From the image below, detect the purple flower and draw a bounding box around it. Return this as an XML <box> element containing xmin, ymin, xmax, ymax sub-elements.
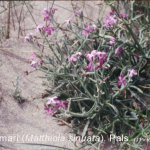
<box><xmin>81</xmin><ymin>30</ymin><xmax>88</xmax><ymax>37</ymax></box>
<box><xmin>120</xmin><ymin>13</ymin><xmax>128</xmax><ymax>18</ymax></box>
<box><xmin>109</xmin><ymin>9</ymin><xmax>114</xmax><ymax>16</ymax></box>
<box><xmin>35</xmin><ymin>24</ymin><xmax>43</xmax><ymax>32</ymax></box>
<box><xmin>87</xmin><ymin>62</ymin><xmax>94</xmax><ymax>71</ymax></box>
<box><xmin>118</xmin><ymin>74</ymin><xmax>126</xmax><ymax>86</ymax></box>
<box><xmin>127</xmin><ymin>69</ymin><xmax>137</xmax><ymax>77</ymax></box>
<box><xmin>65</xmin><ymin>18</ymin><xmax>71</xmax><ymax>24</ymax></box>
<box><xmin>24</xmin><ymin>33</ymin><xmax>33</xmax><ymax>42</ymax></box>
<box><xmin>43</xmin><ymin>8</ymin><xmax>48</xmax><ymax>13</ymax></box>
<box><xmin>115</xmin><ymin>47</ymin><xmax>123</xmax><ymax>58</ymax></box>
<box><xmin>135</xmin><ymin>52</ymin><xmax>139</xmax><ymax>55</ymax></box>
<box><xmin>85</xmin><ymin>25</ymin><xmax>93</xmax><ymax>32</ymax></box>
<box><xmin>81</xmin><ymin>25</ymin><xmax>93</xmax><ymax>37</ymax></box>
<box><xmin>68</xmin><ymin>52</ymin><xmax>82</xmax><ymax>63</ymax></box>
<box><xmin>50</xmin><ymin>8</ymin><xmax>58</xmax><ymax>14</ymax></box>
<box><xmin>73</xmin><ymin>9</ymin><xmax>84</xmax><ymax>17</ymax></box>
<box><xmin>96</xmin><ymin>51</ymin><xmax>108</xmax><ymax>61</ymax></box>
<box><xmin>30</xmin><ymin>61</ymin><xmax>38</xmax><ymax>68</ymax></box>
<box><xmin>43</xmin><ymin>7</ymin><xmax>58</xmax><ymax>21</ymax></box>
<box><xmin>84</xmin><ymin>61</ymin><xmax>104</xmax><ymax>72</ymax></box>
<box><xmin>55</xmin><ymin>100</ymin><xmax>67</xmax><ymax>109</ymax></box>
<box><xmin>86</xmin><ymin>50</ymin><xmax>97</xmax><ymax>61</ymax></box>
<box><xmin>86</xmin><ymin>50</ymin><xmax>108</xmax><ymax>62</ymax></box>
<box><xmin>44</xmin><ymin>24</ymin><xmax>54</xmax><ymax>35</ymax></box>
<box><xmin>95</xmin><ymin>61</ymin><xmax>103</xmax><ymax>69</ymax></box>
<box><xmin>47</xmin><ymin>96</ymin><xmax>58</xmax><ymax>105</ymax></box>
<box><xmin>25</xmin><ymin>70</ymin><xmax>29</xmax><ymax>75</ymax></box>
<box><xmin>43</xmin><ymin>13</ymin><xmax>50</xmax><ymax>21</ymax></box>
<box><xmin>68</xmin><ymin>55</ymin><xmax>77</xmax><ymax>63</ymax></box>
<box><xmin>75</xmin><ymin>52</ymin><xmax>82</xmax><ymax>56</ymax></box>
<box><xmin>44</xmin><ymin>107</ymin><xmax>53</xmax><ymax>117</ymax></box>
<box><xmin>84</xmin><ymin>50</ymin><xmax>108</xmax><ymax>72</ymax></box>
<box><xmin>27</xmin><ymin>54</ymin><xmax>35</xmax><ymax>61</ymax></box>
<box><xmin>109</xmin><ymin>37</ymin><xmax>117</xmax><ymax>45</ymax></box>
<box><xmin>103</xmin><ymin>14</ymin><xmax>117</xmax><ymax>27</ymax></box>
<box><xmin>92</xmin><ymin>24</ymin><xmax>97</xmax><ymax>30</ymax></box>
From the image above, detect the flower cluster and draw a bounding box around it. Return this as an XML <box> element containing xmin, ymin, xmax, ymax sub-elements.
<box><xmin>127</xmin><ymin>69</ymin><xmax>138</xmax><ymax>77</ymax></box>
<box><xmin>68</xmin><ymin>52</ymin><xmax>82</xmax><ymax>63</ymax></box>
<box><xmin>84</xmin><ymin>50</ymin><xmax>108</xmax><ymax>71</ymax></box>
<box><xmin>103</xmin><ymin>9</ymin><xmax>117</xmax><ymax>27</ymax></box>
<box><xmin>120</xmin><ymin>12</ymin><xmax>128</xmax><ymax>18</ymax></box>
<box><xmin>43</xmin><ymin>7</ymin><xmax>58</xmax><ymax>21</ymax></box>
<box><xmin>45</xmin><ymin>96</ymin><xmax>67</xmax><ymax>117</ymax></box>
<box><xmin>118</xmin><ymin>69</ymin><xmax>137</xmax><ymax>86</ymax></box>
<box><xmin>109</xmin><ymin>37</ymin><xmax>117</xmax><ymax>45</ymax></box>
<box><xmin>44</xmin><ymin>24</ymin><xmax>54</xmax><ymax>35</ymax></box>
<box><xmin>25</xmin><ymin>23</ymin><xmax>54</xmax><ymax>42</ymax></box>
<box><xmin>27</xmin><ymin>54</ymin><xmax>38</xmax><ymax>68</ymax></box>
<box><xmin>24</xmin><ymin>33</ymin><xmax>33</xmax><ymax>42</ymax></box>
<box><xmin>81</xmin><ymin>24</ymin><xmax>97</xmax><ymax>37</ymax></box>
<box><xmin>35</xmin><ymin>24</ymin><xmax>44</xmax><ymax>32</ymax></box>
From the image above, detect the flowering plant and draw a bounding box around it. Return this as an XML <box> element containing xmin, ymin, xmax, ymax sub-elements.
<box><xmin>25</xmin><ymin>1</ymin><xmax>150</xmax><ymax>149</ymax></box>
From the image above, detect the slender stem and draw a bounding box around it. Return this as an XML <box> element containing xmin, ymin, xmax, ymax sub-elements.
<box><xmin>6</xmin><ymin>1</ymin><xmax>11</xmax><ymax>39</ymax></box>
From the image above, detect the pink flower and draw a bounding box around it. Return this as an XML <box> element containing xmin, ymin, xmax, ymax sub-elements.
<box><xmin>115</xmin><ymin>47</ymin><xmax>123</xmax><ymax>58</ymax></box>
<box><xmin>27</xmin><ymin>54</ymin><xmax>35</xmax><ymax>61</ymax></box>
<box><xmin>86</xmin><ymin>53</ymin><xmax>95</xmax><ymax>61</ymax></box>
<box><xmin>120</xmin><ymin>13</ymin><xmax>127</xmax><ymax>18</ymax></box>
<box><xmin>118</xmin><ymin>74</ymin><xmax>126</xmax><ymax>86</ymax></box>
<box><xmin>43</xmin><ymin>8</ymin><xmax>48</xmax><ymax>13</ymax></box>
<box><xmin>35</xmin><ymin>24</ymin><xmax>43</xmax><ymax>32</ymax></box>
<box><xmin>43</xmin><ymin>7</ymin><xmax>58</xmax><ymax>14</ymax></box>
<box><xmin>92</xmin><ymin>24</ymin><xmax>97</xmax><ymax>30</ymax></box>
<box><xmin>44</xmin><ymin>24</ymin><xmax>54</xmax><ymax>35</ymax></box>
<box><xmin>73</xmin><ymin>9</ymin><xmax>84</xmax><ymax>16</ymax></box>
<box><xmin>24</xmin><ymin>33</ymin><xmax>33</xmax><ymax>42</ymax></box>
<box><xmin>75</xmin><ymin>52</ymin><xmax>82</xmax><ymax>56</ymax></box>
<box><xmin>87</xmin><ymin>62</ymin><xmax>94</xmax><ymax>71</ymax></box>
<box><xmin>95</xmin><ymin>61</ymin><xmax>103</xmax><ymax>69</ymax></box>
<box><xmin>84</xmin><ymin>61</ymin><xmax>104</xmax><ymax>72</ymax></box>
<box><xmin>47</xmin><ymin>96</ymin><xmax>58</xmax><ymax>105</ymax></box>
<box><xmin>81</xmin><ymin>30</ymin><xmax>88</xmax><ymax>37</ymax></box>
<box><xmin>30</xmin><ymin>61</ymin><xmax>38</xmax><ymax>68</ymax></box>
<box><xmin>135</xmin><ymin>52</ymin><xmax>139</xmax><ymax>55</ymax></box>
<box><xmin>86</xmin><ymin>50</ymin><xmax>98</xmax><ymax>61</ymax></box>
<box><xmin>109</xmin><ymin>37</ymin><xmax>116</xmax><ymax>45</ymax></box>
<box><xmin>85</xmin><ymin>50</ymin><xmax>108</xmax><ymax>72</ymax></box>
<box><xmin>68</xmin><ymin>55</ymin><xmax>77</xmax><ymax>63</ymax></box>
<box><xmin>85</xmin><ymin>25</ymin><xmax>93</xmax><ymax>32</ymax></box>
<box><xmin>55</xmin><ymin>100</ymin><xmax>67</xmax><ymax>109</ymax></box>
<box><xmin>127</xmin><ymin>69</ymin><xmax>137</xmax><ymax>77</ymax></box>
<box><xmin>65</xmin><ymin>18</ymin><xmax>71</xmax><ymax>24</ymax></box>
<box><xmin>43</xmin><ymin>13</ymin><xmax>50</xmax><ymax>21</ymax></box>
<box><xmin>103</xmin><ymin>14</ymin><xmax>117</xmax><ymax>27</ymax></box>
<box><xmin>68</xmin><ymin>52</ymin><xmax>82</xmax><ymax>63</ymax></box>
<box><xmin>103</xmin><ymin>19</ymin><xmax>110</xmax><ymax>27</ymax></box>
<box><xmin>109</xmin><ymin>9</ymin><xmax>115</xmax><ymax>16</ymax></box>
<box><xmin>44</xmin><ymin>107</ymin><xmax>53</xmax><ymax>117</ymax></box>
<box><xmin>97</xmin><ymin>51</ymin><xmax>108</xmax><ymax>61</ymax></box>
<box><xmin>50</xmin><ymin>8</ymin><xmax>58</xmax><ymax>14</ymax></box>
<box><xmin>81</xmin><ymin>25</ymin><xmax>93</xmax><ymax>37</ymax></box>
<box><xmin>86</xmin><ymin>50</ymin><xmax>108</xmax><ymax>62</ymax></box>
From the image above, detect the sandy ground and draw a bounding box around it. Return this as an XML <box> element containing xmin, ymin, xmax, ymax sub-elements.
<box><xmin>0</xmin><ymin>1</ymin><xmax>113</xmax><ymax>150</ymax></box>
